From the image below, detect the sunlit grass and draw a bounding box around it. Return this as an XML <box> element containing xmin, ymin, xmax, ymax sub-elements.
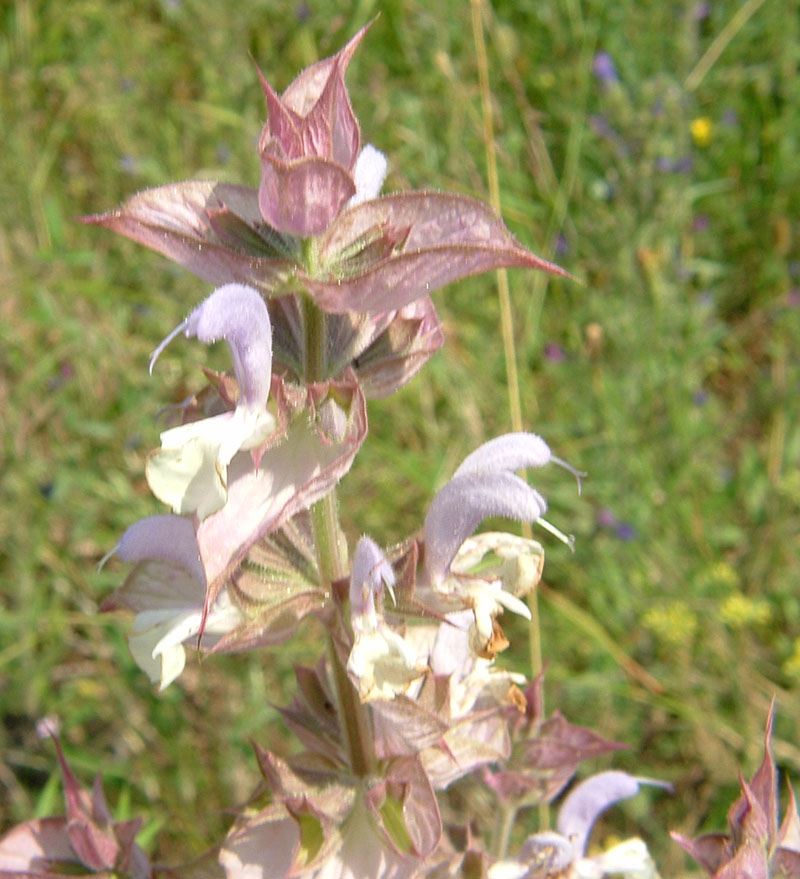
<box><xmin>2</xmin><ymin>0</ymin><xmax>799</xmax><ymax>871</ymax></box>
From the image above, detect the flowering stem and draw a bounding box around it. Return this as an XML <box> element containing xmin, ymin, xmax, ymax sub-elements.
<box><xmin>301</xmin><ymin>237</ymin><xmax>326</xmax><ymax>383</ymax></box>
<box><xmin>327</xmin><ymin>633</ymin><xmax>376</xmax><ymax>777</ymax></box>
<box><xmin>311</xmin><ymin>492</ymin><xmax>374</xmax><ymax>776</ymax></box>
<box><xmin>300</xmin><ymin>280</ymin><xmax>374</xmax><ymax>777</ymax></box>
<box><xmin>302</xmin><ymin>295</ymin><xmax>326</xmax><ymax>383</ymax></box>
<box><xmin>311</xmin><ymin>492</ymin><xmax>346</xmax><ymax>582</ymax></box>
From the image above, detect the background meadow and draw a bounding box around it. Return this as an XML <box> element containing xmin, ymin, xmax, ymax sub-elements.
<box><xmin>1</xmin><ymin>0</ymin><xmax>799</xmax><ymax>873</ymax></box>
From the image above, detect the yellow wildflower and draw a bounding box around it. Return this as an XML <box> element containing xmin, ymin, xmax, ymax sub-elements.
<box><xmin>642</xmin><ymin>601</ymin><xmax>698</xmax><ymax>646</ymax></box>
<box><xmin>691</xmin><ymin>116</ymin><xmax>713</xmax><ymax>147</ymax></box>
<box><xmin>719</xmin><ymin>592</ymin><xmax>771</xmax><ymax>629</ymax></box>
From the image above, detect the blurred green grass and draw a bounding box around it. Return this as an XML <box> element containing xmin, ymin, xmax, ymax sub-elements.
<box><xmin>1</xmin><ymin>0</ymin><xmax>799</xmax><ymax>872</ymax></box>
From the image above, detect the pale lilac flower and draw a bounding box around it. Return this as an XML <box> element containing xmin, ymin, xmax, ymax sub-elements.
<box><xmin>107</xmin><ymin>515</ymin><xmax>243</xmax><ymax>689</ymax></box>
<box><xmin>422</xmin><ymin>433</ymin><xmax>576</xmax><ymax>655</ymax></box>
<box><xmin>488</xmin><ymin>771</ymin><xmax>665</xmax><ymax>879</ymax></box>
<box><xmin>593</xmin><ymin>51</ymin><xmax>618</xmax><ymax>84</ymax></box>
<box><xmin>146</xmin><ymin>283</ymin><xmax>276</xmax><ymax>520</ymax></box>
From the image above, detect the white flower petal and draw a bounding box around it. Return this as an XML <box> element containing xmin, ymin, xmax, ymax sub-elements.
<box><xmin>128</xmin><ymin>627</ymin><xmax>187</xmax><ymax>690</ymax></box>
<box><xmin>127</xmin><ymin>591</ymin><xmax>242</xmax><ymax>690</ymax></box>
<box><xmin>149</xmin><ymin>409</ymin><xmax>276</xmax><ymax>520</ymax></box>
<box><xmin>132</xmin><ymin>608</ymin><xmax>186</xmax><ymax>630</ymax></box>
<box><xmin>151</xmin><ymin>610</ymin><xmax>203</xmax><ymax>656</ymax></box>
<box><xmin>348</xmin><ymin>144</ymin><xmax>388</xmax><ymax>206</ymax></box>
<box><xmin>489</xmin><ymin>586</ymin><xmax>532</xmax><ymax>620</ymax></box>
<box><xmin>579</xmin><ymin>838</ymin><xmax>657</xmax><ymax>879</ymax></box>
<box><xmin>348</xmin><ymin>626</ymin><xmax>425</xmax><ymax>702</ymax></box>
<box><xmin>487</xmin><ymin>862</ymin><xmax>529</xmax><ymax>879</ymax></box>
<box><xmin>146</xmin><ymin>435</ymin><xmax>228</xmax><ymax>519</ymax></box>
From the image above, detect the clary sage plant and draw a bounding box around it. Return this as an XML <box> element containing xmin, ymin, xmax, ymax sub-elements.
<box><xmin>1</xmin><ymin>23</ymin><xmax>795</xmax><ymax>879</ymax></box>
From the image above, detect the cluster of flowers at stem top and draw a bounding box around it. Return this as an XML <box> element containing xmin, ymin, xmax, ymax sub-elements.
<box><xmin>0</xmin><ymin>24</ymin><xmax>686</xmax><ymax>879</ymax></box>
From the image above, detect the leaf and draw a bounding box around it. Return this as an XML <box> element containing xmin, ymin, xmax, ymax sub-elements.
<box><xmin>195</xmin><ymin>373</ymin><xmax>368</xmax><ymax>623</ymax></box>
<box><xmin>747</xmin><ymin>700</ymin><xmax>779</xmax><ymax>843</ymax></box>
<box><xmin>371</xmin><ymin>693</ymin><xmax>451</xmax><ymax>759</ymax></box>
<box><xmin>352</xmin><ymin>295</ymin><xmax>444</xmax><ymax>399</ymax></box>
<box><xmin>513</xmin><ymin>712</ymin><xmax>627</xmax><ymax>782</ymax></box>
<box><xmin>258</xmin><ymin>155</ymin><xmax>356</xmax><ymax>237</ymax></box>
<box><xmin>83</xmin><ymin>181</ymin><xmax>296</xmax><ymax>295</ymax></box>
<box><xmin>383</xmin><ymin>757</ymin><xmax>442</xmax><ymax>857</ymax></box>
<box><xmin>307</xmin><ymin>191</ymin><xmax>570</xmax><ymax>314</ymax></box>
<box><xmin>214</xmin><ymin>513</ymin><xmax>326</xmax><ymax>651</ymax></box>
<box><xmin>670</xmin><ymin>831</ymin><xmax>730</xmax><ymax>876</ymax></box>
<box><xmin>423</xmin><ymin>713</ymin><xmax>511</xmax><ymax>790</ymax></box>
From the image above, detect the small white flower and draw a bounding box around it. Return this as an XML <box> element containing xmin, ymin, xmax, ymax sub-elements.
<box><xmin>346</xmin><ymin>537</ymin><xmax>425</xmax><ymax>701</ymax></box>
<box><xmin>575</xmin><ymin>838</ymin><xmax>658</xmax><ymax>879</ymax></box>
<box><xmin>422</xmin><ymin>434</ymin><xmax>577</xmax><ymax>657</ymax></box>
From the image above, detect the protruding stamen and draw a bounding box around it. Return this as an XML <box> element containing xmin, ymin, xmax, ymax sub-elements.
<box><xmin>551</xmin><ymin>455</ymin><xmax>587</xmax><ymax>495</ymax></box>
<box><xmin>96</xmin><ymin>543</ymin><xmax>120</xmax><ymax>572</ymax></box>
<box><xmin>537</xmin><ymin>517</ymin><xmax>576</xmax><ymax>552</ymax></box>
<box><xmin>149</xmin><ymin>319</ymin><xmax>188</xmax><ymax>374</ymax></box>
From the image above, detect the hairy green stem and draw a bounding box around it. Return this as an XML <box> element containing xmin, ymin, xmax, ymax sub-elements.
<box><xmin>312</xmin><ymin>482</ymin><xmax>374</xmax><ymax>778</ymax></box>
<box><xmin>301</xmin><ymin>237</ymin><xmax>326</xmax><ymax>383</ymax></box>
<box><xmin>300</xmin><ymin>275</ymin><xmax>374</xmax><ymax>777</ymax></box>
<box><xmin>327</xmin><ymin>632</ymin><xmax>376</xmax><ymax>777</ymax></box>
<box><xmin>302</xmin><ymin>295</ymin><xmax>326</xmax><ymax>384</ymax></box>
